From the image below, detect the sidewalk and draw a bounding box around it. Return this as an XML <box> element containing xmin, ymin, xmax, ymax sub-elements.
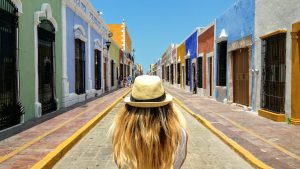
<box><xmin>0</xmin><ymin>88</ymin><xmax>130</xmax><ymax>169</ymax></box>
<box><xmin>165</xmin><ymin>85</ymin><xmax>300</xmax><ymax>169</ymax></box>
<box><xmin>54</xmin><ymin>101</ymin><xmax>252</xmax><ymax>169</ymax></box>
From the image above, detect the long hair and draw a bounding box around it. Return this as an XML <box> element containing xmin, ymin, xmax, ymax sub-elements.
<box><xmin>111</xmin><ymin>103</ymin><xmax>186</xmax><ymax>169</ymax></box>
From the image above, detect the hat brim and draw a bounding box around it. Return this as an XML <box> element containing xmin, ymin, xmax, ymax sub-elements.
<box><xmin>124</xmin><ymin>94</ymin><xmax>173</xmax><ymax>108</ymax></box>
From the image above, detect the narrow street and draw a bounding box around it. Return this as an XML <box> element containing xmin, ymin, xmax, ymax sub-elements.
<box><xmin>54</xmin><ymin>99</ymin><xmax>252</xmax><ymax>169</ymax></box>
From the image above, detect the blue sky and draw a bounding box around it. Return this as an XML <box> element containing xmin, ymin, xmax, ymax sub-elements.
<box><xmin>90</xmin><ymin>0</ymin><xmax>236</xmax><ymax>73</ymax></box>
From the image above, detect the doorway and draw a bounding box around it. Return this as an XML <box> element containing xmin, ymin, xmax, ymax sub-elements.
<box><xmin>233</xmin><ymin>48</ymin><xmax>249</xmax><ymax>106</ymax></box>
<box><xmin>94</xmin><ymin>50</ymin><xmax>101</xmax><ymax>90</ymax></box>
<box><xmin>38</xmin><ymin>20</ymin><xmax>57</xmax><ymax>115</ymax></box>
<box><xmin>104</xmin><ymin>57</ymin><xmax>108</xmax><ymax>92</ymax></box>
<box><xmin>208</xmin><ymin>57</ymin><xmax>213</xmax><ymax>96</ymax></box>
<box><xmin>192</xmin><ymin>63</ymin><xmax>197</xmax><ymax>94</ymax></box>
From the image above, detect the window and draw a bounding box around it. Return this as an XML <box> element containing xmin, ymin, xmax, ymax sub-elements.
<box><xmin>217</xmin><ymin>41</ymin><xmax>227</xmax><ymax>86</ymax></box>
<box><xmin>261</xmin><ymin>33</ymin><xmax>286</xmax><ymax>113</ymax></box>
<box><xmin>166</xmin><ymin>66</ymin><xmax>169</xmax><ymax>81</ymax></box>
<box><xmin>177</xmin><ymin>63</ymin><xmax>180</xmax><ymax>84</ymax></box>
<box><xmin>197</xmin><ymin>57</ymin><xmax>203</xmax><ymax>88</ymax></box>
<box><xmin>162</xmin><ymin>66</ymin><xmax>165</xmax><ymax>79</ymax></box>
<box><xmin>185</xmin><ymin>59</ymin><xmax>190</xmax><ymax>86</ymax></box>
<box><xmin>0</xmin><ymin>0</ymin><xmax>21</xmax><ymax>130</ymax></box>
<box><xmin>171</xmin><ymin>64</ymin><xmax>174</xmax><ymax>84</ymax></box>
<box><xmin>75</xmin><ymin>39</ymin><xmax>85</xmax><ymax>94</ymax></box>
<box><xmin>94</xmin><ymin>50</ymin><xmax>101</xmax><ymax>90</ymax></box>
<box><xmin>111</xmin><ymin>60</ymin><xmax>114</xmax><ymax>87</ymax></box>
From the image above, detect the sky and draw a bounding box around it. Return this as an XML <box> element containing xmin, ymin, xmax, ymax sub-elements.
<box><xmin>90</xmin><ymin>0</ymin><xmax>237</xmax><ymax>73</ymax></box>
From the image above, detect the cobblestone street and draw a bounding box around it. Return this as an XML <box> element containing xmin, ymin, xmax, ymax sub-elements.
<box><xmin>54</xmin><ymin>101</ymin><xmax>252</xmax><ymax>169</ymax></box>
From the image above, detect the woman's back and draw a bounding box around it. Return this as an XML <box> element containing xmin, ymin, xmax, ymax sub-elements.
<box><xmin>111</xmin><ymin>75</ymin><xmax>187</xmax><ymax>169</ymax></box>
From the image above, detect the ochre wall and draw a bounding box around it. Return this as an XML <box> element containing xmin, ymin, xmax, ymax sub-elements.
<box><xmin>108</xmin><ymin>24</ymin><xmax>122</xmax><ymax>49</ymax></box>
<box><xmin>125</xmin><ymin>28</ymin><xmax>132</xmax><ymax>52</ymax></box>
<box><xmin>177</xmin><ymin>43</ymin><xmax>186</xmax><ymax>88</ymax></box>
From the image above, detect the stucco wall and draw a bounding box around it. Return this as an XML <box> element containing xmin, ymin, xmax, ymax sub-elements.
<box><xmin>198</xmin><ymin>25</ymin><xmax>215</xmax><ymax>91</ymax></box>
<box><xmin>185</xmin><ymin>32</ymin><xmax>198</xmax><ymax>91</ymax></box>
<box><xmin>215</xmin><ymin>0</ymin><xmax>255</xmax><ymax>105</ymax></box>
<box><xmin>255</xmin><ymin>0</ymin><xmax>300</xmax><ymax>117</ymax></box>
<box><xmin>19</xmin><ymin>0</ymin><xmax>62</xmax><ymax>121</ymax></box>
<box><xmin>177</xmin><ymin>43</ymin><xmax>186</xmax><ymax>88</ymax></box>
<box><xmin>90</xmin><ymin>28</ymin><xmax>103</xmax><ymax>90</ymax></box>
<box><xmin>66</xmin><ymin>7</ymin><xmax>89</xmax><ymax>93</ymax></box>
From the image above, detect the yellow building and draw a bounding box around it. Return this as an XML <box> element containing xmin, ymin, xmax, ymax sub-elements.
<box><xmin>177</xmin><ymin>43</ymin><xmax>186</xmax><ymax>89</ymax></box>
<box><xmin>108</xmin><ymin>20</ymin><xmax>133</xmax><ymax>77</ymax></box>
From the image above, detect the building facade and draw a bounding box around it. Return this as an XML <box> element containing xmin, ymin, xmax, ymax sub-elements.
<box><xmin>215</xmin><ymin>0</ymin><xmax>255</xmax><ymax>109</ymax></box>
<box><xmin>62</xmin><ymin>0</ymin><xmax>110</xmax><ymax>107</ymax></box>
<box><xmin>255</xmin><ymin>0</ymin><xmax>300</xmax><ymax>123</ymax></box>
<box><xmin>198</xmin><ymin>24</ymin><xmax>215</xmax><ymax>97</ymax></box>
<box><xmin>18</xmin><ymin>0</ymin><xmax>62</xmax><ymax>122</ymax></box>
<box><xmin>185</xmin><ymin>29</ymin><xmax>199</xmax><ymax>93</ymax></box>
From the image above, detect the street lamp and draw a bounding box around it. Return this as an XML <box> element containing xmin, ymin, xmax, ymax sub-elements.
<box><xmin>105</xmin><ymin>31</ymin><xmax>113</xmax><ymax>51</ymax></box>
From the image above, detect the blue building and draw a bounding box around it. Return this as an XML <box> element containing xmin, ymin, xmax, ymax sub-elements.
<box><xmin>62</xmin><ymin>0</ymin><xmax>110</xmax><ymax>107</ymax></box>
<box><xmin>214</xmin><ymin>0</ymin><xmax>255</xmax><ymax>109</ymax></box>
<box><xmin>185</xmin><ymin>29</ymin><xmax>199</xmax><ymax>93</ymax></box>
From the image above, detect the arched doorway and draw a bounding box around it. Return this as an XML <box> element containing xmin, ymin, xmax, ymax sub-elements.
<box><xmin>0</xmin><ymin>0</ymin><xmax>20</xmax><ymax>130</ymax></box>
<box><xmin>38</xmin><ymin>20</ymin><xmax>57</xmax><ymax>115</ymax></box>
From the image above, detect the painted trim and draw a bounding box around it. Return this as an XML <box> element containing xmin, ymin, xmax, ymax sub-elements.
<box><xmin>34</xmin><ymin>3</ymin><xmax>58</xmax><ymax>31</ymax></box>
<box><xmin>94</xmin><ymin>39</ymin><xmax>102</xmax><ymax>51</ymax></box>
<box><xmin>258</xmin><ymin>109</ymin><xmax>285</xmax><ymax>122</ymax></box>
<box><xmin>260</xmin><ymin>29</ymin><xmax>287</xmax><ymax>39</ymax></box>
<box><xmin>34</xmin><ymin>3</ymin><xmax>58</xmax><ymax>117</ymax></box>
<box><xmin>291</xmin><ymin>22</ymin><xmax>300</xmax><ymax>125</ymax></box>
<box><xmin>74</xmin><ymin>25</ymin><xmax>87</xmax><ymax>42</ymax></box>
<box><xmin>11</xmin><ymin>0</ymin><xmax>22</xmax><ymax>14</ymax></box>
<box><xmin>62</xmin><ymin>2</ymin><xmax>69</xmax><ymax>101</ymax></box>
<box><xmin>207</xmin><ymin>52</ymin><xmax>214</xmax><ymax>58</ymax></box>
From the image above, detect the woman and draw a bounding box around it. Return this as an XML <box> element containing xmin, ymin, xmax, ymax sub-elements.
<box><xmin>111</xmin><ymin>75</ymin><xmax>188</xmax><ymax>169</ymax></box>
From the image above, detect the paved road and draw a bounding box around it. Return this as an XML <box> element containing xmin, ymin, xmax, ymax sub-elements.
<box><xmin>54</xmin><ymin>101</ymin><xmax>252</xmax><ymax>169</ymax></box>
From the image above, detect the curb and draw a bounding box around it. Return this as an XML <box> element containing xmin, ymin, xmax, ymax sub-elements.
<box><xmin>173</xmin><ymin>97</ymin><xmax>272</xmax><ymax>169</ymax></box>
<box><xmin>32</xmin><ymin>89</ymin><xmax>131</xmax><ymax>169</ymax></box>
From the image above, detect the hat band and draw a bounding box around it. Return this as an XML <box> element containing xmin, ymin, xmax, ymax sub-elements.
<box><xmin>130</xmin><ymin>92</ymin><xmax>166</xmax><ymax>102</ymax></box>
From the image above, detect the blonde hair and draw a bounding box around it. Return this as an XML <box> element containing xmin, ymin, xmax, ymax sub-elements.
<box><xmin>111</xmin><ymin>104</ymin><xmax>185</xmax><ymax>169</ymax></box>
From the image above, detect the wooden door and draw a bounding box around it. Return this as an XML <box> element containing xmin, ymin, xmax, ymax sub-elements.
<box><xmin>233</xmin><ymin>48</ymin><xmax>249</xmax><ymax>106</ymax></box>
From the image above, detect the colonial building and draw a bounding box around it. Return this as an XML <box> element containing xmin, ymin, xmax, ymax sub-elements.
<box><xmin>62</xmin><ymin>0</ymin><xmax>110</xmax><ymax>107</ymax></box>
<box><xmin>198</xmin><ymin>23</ymin><xmax>215</xmax><ymax>97</ymax></box>
<box><xmin>215</xmin><ymin>0</ymin><xmax>255</xmax><ymax>109</ymax></box>
<box><xmin>177</xmin><ymin>43</ymin><xmax>186</xmax><ymax>89</ymax></box>
<box><xmin>108</xmin><ymin>20</ymin><xmax>134</xmax><ymax>80</ymax></box>
<box><xmin>185</xmin><ymin>29</ymin><xmax>200</xmax><ymax>93</ymax></box>
<box><xmin>17</xmin><ymin>0</ymin><xmax>63</xmax><ymax>122</ymax></box>
<box><xmin>255</xmin><ymin>0</ymin><xmax>300</xmax><ymax>123</ymax></box>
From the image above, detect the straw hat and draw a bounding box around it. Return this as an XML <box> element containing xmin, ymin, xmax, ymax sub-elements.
<box><xmin>124</xmin><ymin>75</ymin><xmax>173</xmax><ymax>108</ymax></box>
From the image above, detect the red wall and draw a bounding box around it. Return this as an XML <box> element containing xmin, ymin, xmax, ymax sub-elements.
<box><xmin>198</xmin><ymin>25</ymin><xmax>214</xmax><ymax>89</ymax></box>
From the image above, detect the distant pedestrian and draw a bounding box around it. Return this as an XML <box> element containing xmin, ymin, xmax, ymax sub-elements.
<box><xmin>127</xmin><ymin>75</ymin><xmax>132</xmax><ymax>87</ymax></box>
<box><xmin>111</xmin><ymin>75</ymin><xmax>188</xmax><ymax>169</ymax></box>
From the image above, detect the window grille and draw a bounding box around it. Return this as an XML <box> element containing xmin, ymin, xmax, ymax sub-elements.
<box><xmin>261</xmin><ymin>33</ymin><xmax>286</xmax><ymax>114</ymax></box>
<box><xmin>111</xmin><ymin>60</ymin><xmax>114</xmax><ymax>87</ymax></box>
<box><xmin>94</xmin><ymin>50</ymin><xmax>101</xmax><ymax>90</ymax></box>
<box><xmin>197</xmin><ymin>57</ymin><xmax>203</xmax><ymax>88</ymax></box>
<box><xmin>177</xmin><ymin>63</ymin><xmax>180</xmax><ymax>84</ymax></box>
<box><xmin>0</xmin><ymin>0</ymin><xmax>25</xmax><ymax>130</ymax></box>
<box><xmin>217</xmin><ymin>41</ymin><xmax>227</xmax><ymax>86</ymax></box>
<box><xmin>185</xmin><ymin>59</ymin><xmax>190</xmax><ymax>86</ymax></box>
<box><xmin>75</xmin><ymin>39</ymin><xmax>85</xmax><ymax>94</ymax></box>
